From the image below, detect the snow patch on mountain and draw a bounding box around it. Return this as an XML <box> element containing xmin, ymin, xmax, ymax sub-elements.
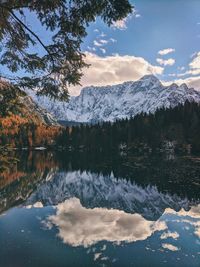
<box><xmin>31</xmin><ymin>75</ymin><xmax>200</xmax><ymax>123</ymax></box>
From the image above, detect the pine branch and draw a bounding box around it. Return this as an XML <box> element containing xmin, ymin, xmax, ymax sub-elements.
<box><xmin>0</xmin><ymin>5</ymin><xmax>56</xmax><ymax>70</ymax></box>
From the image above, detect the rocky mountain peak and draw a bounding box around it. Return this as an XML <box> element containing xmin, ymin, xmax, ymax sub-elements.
<box><xmin>138</xmin><ymin>74</ymin><xmax>161</xmax><ymax>85</ymax></box>
<box><xmin>30</xmin><ymin>76</ymin><xmax>200</xmax><ymax>123</ymax></box>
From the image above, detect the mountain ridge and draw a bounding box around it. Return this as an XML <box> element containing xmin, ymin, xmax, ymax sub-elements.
<box><xmin>26</xmin><ymin>170</ymin><xmax>191</xmax><ymax>221</ymax></box>
<box><xmin>31</xmin><ymin>75</ymin><xmax>200</xmax><ymax>123</ymax></box>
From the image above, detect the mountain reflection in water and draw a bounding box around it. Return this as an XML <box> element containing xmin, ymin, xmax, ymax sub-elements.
<box><xmin>27</xmin><ymin>170</ymin><xmax>192</xmax><ymax>221</ymax></box>
<box><xmin>0</xmin><ymin>151</ymin><xmax>199</xmax><ymax>267</ymax></box>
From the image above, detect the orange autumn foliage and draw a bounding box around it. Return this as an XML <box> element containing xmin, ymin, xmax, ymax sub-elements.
<box><xmin>0</xmin><ymin>114</ymin><xmax>62</xmax><ymax>147</ymax></box>
<box><xmin>0</xmin><ymin>171</ymin><xmax>27</xmax><ymax>190</ymax></box>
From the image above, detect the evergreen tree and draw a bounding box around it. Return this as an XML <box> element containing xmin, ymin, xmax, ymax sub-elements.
<box><xmin>0</xmin><ymin>0</ymin><xmax>133</xmax><ymax>99</ymax></box>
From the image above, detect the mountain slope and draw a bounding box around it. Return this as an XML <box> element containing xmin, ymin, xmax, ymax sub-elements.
<box><xmin>0</xmin><ymin>81</ymin><xmax>58</xmax><ymax>126</ymax></box>
<box><xmin>26</xmin><ymin>170</ymin><xmax>191</xmax><ymax>221</ymax></box>
<box><xmin>32</xmin><ymin>75</ymin><xmax>200</xmax><ymax>123</ymax></box>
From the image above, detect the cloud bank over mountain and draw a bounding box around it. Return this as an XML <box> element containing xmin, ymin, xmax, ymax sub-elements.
<box><xmin>69</xmin><ymin>53</ymin><xmax>164</xmax><ymax>95</ymax></box>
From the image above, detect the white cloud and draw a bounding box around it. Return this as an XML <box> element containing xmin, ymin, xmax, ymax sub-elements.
<box><xmin>69</xmin><ymin>52</ymin><xmax>164</xmax><ymax>95</ymax></box>
<box><xmin>93</xmin><ymin>39</ymin><xmax>109</xmax><ymax>47</ymax></box>
<box><xmin>87</xmin><ymin>46</ymin><xmax>96</xmax><ymax>52</ymax></box>
<box><xmin>162</xmin><ymin>243</ymin><xmax>180</xmax><ymax>252</ymax></box>
<box><xmin>112</xmin><ymin>18</ymin><xmax>128</xmax><ymax>30</ymax></box>
<box><xmin>111</xmin><ymin>10</ymin><xmax>141</xmax><ymax>30</ymax></box>
<box><xmin>178</xmin><ymin>66</ymin><xmax>185</xmax><ymax>71</ymax></box>
<box><xmin>133</xmin><ymin>9</ymin><xmax>141</xmax><ymax>18</ymax></box>
<box><xmin>170</xmin><ymin>205</ymin><xmax>200</xmax><ymax>219</ymax></box>
<box><xmin>100</xmin><ymin>48</ymin><xmax>106</xmax><ymax>54</ymax></box>
<box><xmin>158</xmin><ymin>48</ymin><xmax>175</xmax><ymax>56</ymax></box>
<box><xmin>163</xmin><ymin>205</ymin><xmax>200</xmax><ymax>240</ymax></box>
<box><xmin>165</xmin><ymin>76</ymin><xmax>200</xmax><ymax>91</ymax></box>
<box><xmin>46</xmin><ymin>198</ymin><xmax>167</xmax><ymax>247</ymax></box>
<box><xmin>93</xmin><ymin>40</ymin><xmax>103</xmax><ymax>47</ymax></box>
<box><xmin>167</xmin><ymin>52</ymin><xmax>200</xmax><ymax>84</ymax></box>
<box><xmin>135</xmin><ymin>14</ymin><xmax>141</xmax><ymax>18</ymax></box>
<box><xmin>110</xmin><ymin>38</ymin><xmax>117</xmax><ymax>43</ymax></box>
<box><xmin>100</xmin><ymin>32</ymin><xmax>106</xmax><ymax>38</ymax></box>
<box><xmin>26</xmin><ymin>202</ymin><xmax>43</xmax><ymax>209</ymax></box>
<box><xmin>111</xmin><ymin>9</ymin><xmax>141</xmax><ymax>30</ymax></box>
<box><xmin>189</xmin><ymin>52</ymin><xmax>200</xmax><ymax>69</ymax></box>
<box><xmin>99</xmin><ymin>39</ymin><xmax>108</xmax><ymax>45</ymax></box>
<box><xmin>94</xmin><ymin>253</ymin><xmax>102</xmax><ymax>261</ymax></box>
<box><xmin>160</xmin><ymin>231</ymin><xmax>179</xmax><ymax>240</ymax></box>
<box><xmin>168</xmin><ymin>73</ymin><xmax>177</xmax><ymax>77</ymax></box>
<box><xmin>156</xmin><ymin>58</ymin><xmax>175</xmax><ymax>66</ymax></box>
<box><xmin>177</xmin><ymin>69</ymin><xmax>200</xmax><ymax>77</ymax></box>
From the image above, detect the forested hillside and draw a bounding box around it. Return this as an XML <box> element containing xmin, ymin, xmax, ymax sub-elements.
<box><xmin>57</xmin><ymin>101</ymin><xmax>200</xmax><ymax>153</ymax></box>
<box><xmin>0</xmin><ymin>81</ymin><xmax>61</xmax><ymax>147</ymax></box>
<box><xmin>1</xmin><ymin>94</ymin><xmax>200</xmax><ymax>153</ymax></box>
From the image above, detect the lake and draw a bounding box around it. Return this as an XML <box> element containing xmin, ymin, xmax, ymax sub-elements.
<box><xmin>0</xmin><ymin>151</ymin><xmax>199</xmax><ymax>267</ymax></box>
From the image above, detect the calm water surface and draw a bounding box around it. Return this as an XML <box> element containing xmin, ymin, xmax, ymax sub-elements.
<box><xmin>0</xmin><ymin>151</ymin><xmax>199</xmax><ymax>267</ymax></box>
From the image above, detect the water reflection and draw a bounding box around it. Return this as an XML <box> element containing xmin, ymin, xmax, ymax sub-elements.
<box><xmin>1</xmin><ymin>150</ymin><xmax>200</xmax><ymax>212</ymax></box>
<box><xmin>45</xmin><ymin>198</ymin><xmax>167</xmax><ymax>247</ymax></box>
<box><xmin>0</xmin><ymin>151</ymin><xmax>59</xmax><ymax>213</ymax></box>
<box><xmin>41</xmin><ymin>199</ymin><xmax>200</xmax><ymax>265</ymax></box>
<box><xmin>0</xmin><ymin>151</ymin><xmax>199</xmax><ymax>267</ymax></box>
<box><xmin>164</xmin><ymin>205</ymin><xmax>200</xmax><ymax>239</ymax></box>
<box><xmin>27</xmin><ymin>170</ymin><xmax>192</xmax><ymax>221</ymax></box>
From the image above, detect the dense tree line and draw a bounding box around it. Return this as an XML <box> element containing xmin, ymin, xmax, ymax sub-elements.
<box><xmin>0</xmin><ymin>115</ymin><xmax>62</xmax><ymax>147</ymax></box>
<box><xmin>1</xmin><ymin>150</ymin><xmax>200</xmax><ymax>205</ymax></box>
<box><xmin>57</xmin><ymin>101</ymin><xmax>200</xmax><ymax>153</ymax></box>
<box><xmin>1</xmin><ymin>101</ymin><xmax>200</xmax><ymax>153</ymax></box>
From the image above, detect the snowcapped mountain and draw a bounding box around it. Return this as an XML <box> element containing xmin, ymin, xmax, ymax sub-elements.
<box><xmin>26</xmin><ymin>170</ymin><xmax>192</xmax><ymax>221</ymax></box>
<box><xmin>31</xmin><ymin>75</ymin><xmax>200</xmax><ymax>123</ymax></box>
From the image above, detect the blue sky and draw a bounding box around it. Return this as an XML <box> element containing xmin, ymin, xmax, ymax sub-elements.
<box><xmin>1</xmin><ymin>0</ymin><xmax>200</xmax><ymax>95</ymax></box>
<box><xmin>84</xmin><ymin>0</ymin><xmax>200</xmax><ymax>75</ymax></box>
<box><xmin>71</xmin><ymin>0</ymin><xmax>200</xmax><ymax>95</ymax></box>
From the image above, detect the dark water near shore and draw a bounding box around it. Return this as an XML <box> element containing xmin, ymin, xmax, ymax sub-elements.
<box><xmin>0</xmin><ymin>151</ymin><xmax>199</xmax><ymax>267</ymax></box>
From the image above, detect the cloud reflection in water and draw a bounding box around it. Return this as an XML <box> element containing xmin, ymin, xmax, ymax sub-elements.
<box><xmin>45</xmin><ymin>198</ymin><xmax>167</xmax><ymax>247</ymax></box>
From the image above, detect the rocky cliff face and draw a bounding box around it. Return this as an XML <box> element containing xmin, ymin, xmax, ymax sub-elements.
<box><xmin>31</xmin><ymin>75</ymin><xmax>200</xmax><ymax>123</ymax></box>
<box><xmin>18</xmin><ymin>95</ymin><xmax>59</xmax><ymax>126</ymax></box>
<box><xmin>0</xmin><ymin>81</ymin><xmax>58</xmax><ymax>126</ymax></box>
